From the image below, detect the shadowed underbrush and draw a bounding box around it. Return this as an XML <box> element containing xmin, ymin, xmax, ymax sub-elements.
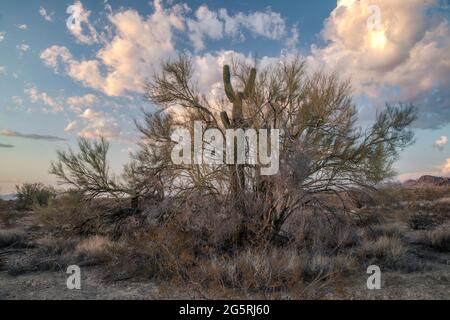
<box><xmin>6</xmin><ymin>186</ymin><xmax>448</xmax><ymax>299</ymax></box>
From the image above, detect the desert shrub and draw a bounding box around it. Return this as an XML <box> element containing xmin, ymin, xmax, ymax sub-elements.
<box><xmin>15</xmin><ymin>183</ymin><xmax>55</xmax><ymax>211</ymax></box>
<box><xmin>194</xmin><ymin>248</ymin><xmax>336</xmax><ymax>299</ymax></box>
<box><xmin>358</xmin><ymin>236</ymin><xmax>407</xmax><ymax>268</ymax></box>
<box><xmin>285</xmin><ymin>211</ymin><xmax>360</xmax><ymax>252</ymax></box>
<box><xmin>35</xmin><ymin>191</ymin><xmax>102</xmax><ymax>235</ymax></box>
<box><xmin>366</xmin><ymin>223</ymin><xmax>404</xmax><ymax>240</ymax></box>
<box><xmin>408</xmin><ymin>212</ymin><xmax>436</xmax><ymax>230</ymax></box>
<box><xmin>0</xmin><ymin>229</ymin><xmax>26</xmax><ymax>248</ymax></box>
<box><xmin>421</xmin><ymin>224</ymin><xmax>450</xmax><ymax>252</ymax></box>
<box><xmin>74</xmin><ymin>235</ymin><xmax>115</xmax><ymax>265</ymax></box>
<box><xmin>354</xmin><ymin>209</ymin><xmax>385</xmax><ymax>227</ymax></box>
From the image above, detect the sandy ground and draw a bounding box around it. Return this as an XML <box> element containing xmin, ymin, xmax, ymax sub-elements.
<box><xmin>0</xmin><ymin>203</ymin><xmax>449</xmax><ymax>300</ymax></box>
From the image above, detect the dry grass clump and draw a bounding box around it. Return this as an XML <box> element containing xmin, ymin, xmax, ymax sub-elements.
<box><xmin>420</xmin><ymin>224</ymin><xmax>450</xmax><ymax>252</ymax></box>
<box><xmin>366</xmin><ymin>223</ymin><xmax>404</xmax><ymax>240</ymax></box>
<box><xmin>358</xmin><ymin>236</ymin><xmax>407</xmax><ymax>268</ymax></box>
<box><xmin>0</xmin><ymin>229</ymin><xmax>26</xmax><ymax>248</ymax></box>
<box><xmin>73</xmin><ymin>235</ymin><xmax>115</xmax><ymax>265</ymax></box>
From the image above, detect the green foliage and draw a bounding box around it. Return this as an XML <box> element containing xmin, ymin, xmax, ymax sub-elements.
<box><xmin>15</xmin><ymin>183</ymin><xmax>55</xmax><ymax>211</ymax></box>
<box><xmin>50</xmin><ymin>138</ymin><xmax>130</xmax><ymax>200</ymax></box>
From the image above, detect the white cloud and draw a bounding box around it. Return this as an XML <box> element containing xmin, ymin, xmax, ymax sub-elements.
<box><xmin>0</xmin><ymin>66</ymin><xmax>6</xmax><ymax>76</ymax></box>
<box><xmin>41</xmin><ymin>1</ymin><xmax>291</xmax><ymax>97</ymax></box>
<box><xmin>0</xmin><ymin>32</ymin><xmax>5</xmax><ymax>42</ymax></box>
<box><xmin>39</xmin><ymin>6</ymin><xmax>54</xmax><ymax>22</ymax></box>
<box><xmin>187</xmin><ymin>6</ymin><xmax>287</xmax><ymax>51</ymax></box>
<box><xmin>12</xmin><ymin>96</ymin><xmax>23</xmax><ymax>106</ymax></box>
<box><xmin>25</xmin><ymin>85</ymin><xmax>63</xmax><ymax>112</ymax></box>
<box><xmin>16</xmin><ymin>43</ymin><xmax>30</xmax><ymax>54</ymax></box>
<box><xmin>307</xmin><ymin>0</ymin><xmax>450</xmax><ymax>128</ymax></box>
<box><xmin>434</xmin><ymin>136</ymin><xmax>448</xmax><ymax>151</ymax></box>
<box><xmin>67</xmin><ymin>1</ymin><xmax>99</xmax><ymax>44</ymax></box>
<box><xmin>16</xmin><ymin>24</ymin><xmax>28</xmax><ymax>30</ymax></box>
<box><xmin>66</xmin><ymin>94</ymin><xmax>98</xmax><ymax>113</ymax></box>
<box><xmin>41</xmin><ymin>0</ymin><xmax>186</xmax><ymax>96</ymax></box>
<box><xmin>64</xmin><ymin>121</ymin><xmax>79</xmax><ymax>132</ymax></box>
<box><xmin>79</xmin><ymin>108</ymin><xmax>120</xmax><ymax>139</ymax></box>
<box><xmin>40</xmin><ymin>45</ymin><xmax>75</xmax><ymax>73</ymax></box>
<box><xmin>187</xmin><ymin>6</ymin><xmax>224</xmax><ymax>51</ymax></box>
<box><xmin>286</xmin><ymin>25</ymin><xmax>300</xmax><ymax>49</ymax></box>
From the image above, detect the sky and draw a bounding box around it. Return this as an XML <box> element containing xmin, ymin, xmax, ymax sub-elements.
<box><xmin>0</xmin><ymin>0</ymin><xmax>450</xmax><ymax>194</ymax></box>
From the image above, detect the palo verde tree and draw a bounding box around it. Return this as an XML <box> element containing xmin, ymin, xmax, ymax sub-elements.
<box><xmin>51</xmin><ymin>54</ymin><xmax>417</xmax><ymax>242</ymax></box>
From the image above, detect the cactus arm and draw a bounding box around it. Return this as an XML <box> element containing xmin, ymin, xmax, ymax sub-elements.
<box><xmin>243</xmin><ymin>68</ymin><xmax>256</xmax><ymax>98</ymax></box>
<box><xmin>220</xmin><ymin>111</ymin><xmax>231</xmax><ymax>129</ymax></box>
<box><xmin>223</xmin><ymin>65</ymin><xmax>235</xmax><ymax>103</ymax></box>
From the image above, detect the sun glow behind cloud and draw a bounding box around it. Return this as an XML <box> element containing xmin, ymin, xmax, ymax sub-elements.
<box><xmin>369</xmin><ymin>29</ymin><xmax>387</xmax><ymax>49</ymax></box>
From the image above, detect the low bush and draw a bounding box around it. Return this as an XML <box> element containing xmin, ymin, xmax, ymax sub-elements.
<box><xmin>0</xmin><ymin>229</ymin><xmax>26</xmax><ymax>248</ymax></box>
<box><xmin>408</xmin><ymin>212</ymin><xmax>436</xmax><ymax>230</ymax></box>
<box><xmin>358</xmin><ymin>236</ymin><xmax>407</xmax><ymax>268</ymax></box>
<box><xmin>15</xmin><ymin>183</ymin><xmax>55</xmax><ymax>211</ymax></box>
<box><xmin>421</xmin><ymin>224</ymin><xmax>450</xmax><ymax>252</ymax></box>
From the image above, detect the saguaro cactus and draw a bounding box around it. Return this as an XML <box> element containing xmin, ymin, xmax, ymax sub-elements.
<box><xmin>220</xmin><ymin>65</ymin><xmax>256</xmax><ymax>198</ymax></box>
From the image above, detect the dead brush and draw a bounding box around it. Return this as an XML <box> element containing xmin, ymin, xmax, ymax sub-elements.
<box><xmin>35</xmin><ymin>191</ymin><xmax>99</xmax><ymax>235</ymax></box>
<box><xmin>0</xmin><ymin>229</ymin><xmax>26</xmax><ymax>248</ymax></box>
<box><xmin>366</xmin><ymin>223</ymin><xmax>404</xmax><ymax>240</ymax></box>
<box><xmin>420</xmin><ymin>224</ymin><xmax>450</xmax><ymax>252</ymax></box>
<box><xmin>194</xmin><ymin>248</ymin><xmax>334</xmax><ymax>299</ymax></box>
<box><xmin>358</xmin><ymin>236</ymin><xmax>407</xmax><ymax>268</ymax></box>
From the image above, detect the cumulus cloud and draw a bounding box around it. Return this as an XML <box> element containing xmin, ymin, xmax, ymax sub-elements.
<box><xmin>434</xmin><ymin>135</ymin><xmax>448</xmax><ymax>150</ymax></box>
<box><xmin>16</xmin><ymin>24</ymin><xmax>28</xmax><ymax>30</ymax></box>
<box><xmin>16</xmin><ymin>43</ymin><xmax>30</xmax><ymax>54</ymax></box>
<box><xmin>187</xmin><ymin>6</ymin><xmax>287</xmax><ymax>51</ymax></box>
<box><xmin>307</xmin><ymin>0</ymin><xmax>450</xmax><ymax>128</ymax></box>
<box><xmin>64</xmin><ymin>121</ymin><xmax>79</xmax><ymax>132</ymax></box>
<box><xmin>12</xmin><ymin>96</ymin><xmax>23</xmax><ymax>107</ymax></box>
<box><xmin>78</xmin><ymin>108</ymin><xmax>120</xmax><ymax>139</ymax></box>
<box><xmin>39</xmin><ymin>6</ymin><xmax>54</xmax><ymax>22</ymax></box>
<box><xmin>0</xmin><ymin>143</ymin><xmax>14</xmax><ymax>148</ymax></box>
<box><xmin>0</xmin><ymin>129</ymin><xmax>67</xmax><ymax>141</ymax></box>
<box><xmin>0</xmin><ymin>32</ymin><xmax>5</xmax><ymax>42</ymax></box>
<box><xmin>42</xmin><ymin>1</ymin><xmax>185</xmax><ymax>96</ymax></box>
<box><xmin>25</xmin><ymin>85</ymin><xmax>63</xmax><ymax>112</ymax></box>
<box><xmin>66</xmin><ymin>94</ymin><xmax>98</xmax><ymax>112</ymax></box>
<box><xmin>41</xmin><ymin>1</ymin><xmax>292</xmax><ymax>97</ymax></box>
<box><xmin>40</xmin><ymin>45</ymin><xmax>73</xmax><ymax>73</ymax></box>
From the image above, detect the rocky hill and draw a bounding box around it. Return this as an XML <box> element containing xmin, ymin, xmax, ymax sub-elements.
<box><xmin>404</xmin><ymin>175</ymin><xmax>450</xmax><ymax>188</ymax></box>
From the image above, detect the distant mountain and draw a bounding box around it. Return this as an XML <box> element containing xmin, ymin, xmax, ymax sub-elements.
<box><xmin>0</xmin><ymin>194</ymin><xmax>16</xmax><ymax>201</ymax></box>
<box><xmin>404</xmin><ymin>175</ymin><xmax>450</xmax><ymax>188</ymax></box>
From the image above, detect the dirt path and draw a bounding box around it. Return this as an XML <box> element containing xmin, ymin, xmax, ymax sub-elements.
<box><xmin>0</xmin><ymin>267</ymin><xmax>165</xmax><ymax>300</ymax></box>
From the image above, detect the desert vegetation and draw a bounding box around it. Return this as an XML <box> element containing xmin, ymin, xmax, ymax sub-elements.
<box><xmin>1</xmin><ymin>56</ymin><xmax>449</xmax><ymax>299</ymax></box>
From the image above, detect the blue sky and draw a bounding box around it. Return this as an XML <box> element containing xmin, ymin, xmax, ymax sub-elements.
<box><xmin>0</xmin><ymin>0</ymin><xmax>449</xmax><ymax>194</ymax></box>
